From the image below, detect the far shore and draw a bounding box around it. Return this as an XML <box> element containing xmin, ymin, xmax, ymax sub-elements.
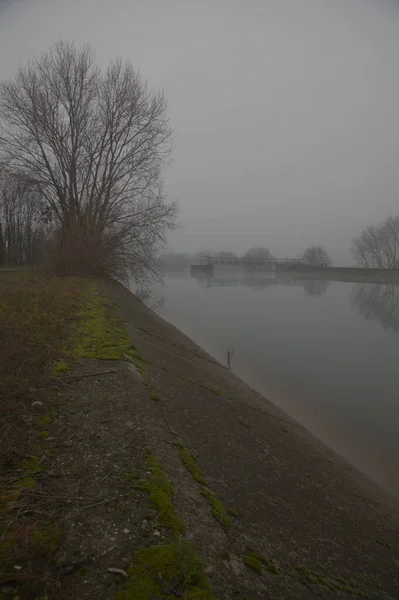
<box><xmin>190</xmin><ymin>263</ymin><xmax>399</xmax><ymax>285</ymax></box>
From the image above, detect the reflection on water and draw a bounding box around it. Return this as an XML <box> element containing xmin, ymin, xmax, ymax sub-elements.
<box><xmin>147</xmin><ymin>269</ymin><xmax>399</xmax><ymax>496</ymax></box>
<box><xmin>302</xmin><ymin>279</ymin><xmax>330</xmax><ymax>298</ymax></box>
<box><xmin>352</xmin><ymin>283</ymin><xmax>399</xmax><ymax>332</ymax></box>
<box><xmin>193</xmin><ymin>272</ymin><xmax>330</xmax><ymax>297</ymax></box>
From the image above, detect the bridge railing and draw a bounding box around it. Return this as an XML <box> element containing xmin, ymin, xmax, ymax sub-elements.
<box><xmin>196</xmin><ymin>256</ymin><xmax>302</xmax><ymax>267</ymax></box>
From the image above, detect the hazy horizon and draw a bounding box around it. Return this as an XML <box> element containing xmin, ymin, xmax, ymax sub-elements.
<box><xmin>1</xmin><ymin>0</ymin><xmax>399</xmax><ymax>264</ymax></box>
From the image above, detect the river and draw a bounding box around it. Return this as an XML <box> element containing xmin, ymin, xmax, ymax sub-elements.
<box><xmin>141</xmin><ymin>267</ymin><xmax>399</xmax><ymax>497</ymax></box>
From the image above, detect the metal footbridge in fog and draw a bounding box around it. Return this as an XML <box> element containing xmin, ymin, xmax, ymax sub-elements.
<box><xmin>195</xmin><ymin>255</ymin><xmax>302</xmax><ymax>268</ymax></box>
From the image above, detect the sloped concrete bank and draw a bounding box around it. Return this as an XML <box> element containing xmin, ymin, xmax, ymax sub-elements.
<box><xmin>106</xmin><ymin>279</ymin><xmax>399</xmax><ymax>600</ymax></box>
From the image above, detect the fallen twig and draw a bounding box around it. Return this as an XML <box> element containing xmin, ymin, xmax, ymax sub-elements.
<box><xmin>97</xmin><ymin>473</ymin><xmax>112</xmax><ymax>483</ymax></box>
<box><xmin>81</xmin><ymin>496</ymin><xmax>119</xmax><ymax>510</ymax></box>
<box><xmin>21</xmin><ymin>491</ymin><xmax>90</xmax><ymax>501</ymax></box>
<box><xmin>58</xmin><ymin>369</ymin><xmax>117</xmax><ymax>381</ymax></box>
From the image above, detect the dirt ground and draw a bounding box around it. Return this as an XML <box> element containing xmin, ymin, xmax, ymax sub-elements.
<box><xmin>2</xmin><ymin>278</ymin><xmax>398</xmax><ymax>600</ymax></box>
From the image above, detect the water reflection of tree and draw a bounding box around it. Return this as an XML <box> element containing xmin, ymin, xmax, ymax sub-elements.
<box><xmin>352</xmin><ymin>284</ymin><xmax>399</xmax><ymax>332</ymax></box>
<box><xmin>302</xmin><ymin>279</ymin><xmax>330</xmax><ymax>297</ymax></box>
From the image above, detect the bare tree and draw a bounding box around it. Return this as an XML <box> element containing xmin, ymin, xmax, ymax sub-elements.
<box><xmin>0</xmin><ymin>173</ymin><xmax>43</xmax><ymax>266</ymax></box>
<box><xmin>0</xmin><ymin>41</ymin><xmax>177</xmax><ymax>279</ymax></box>
<box><xmin>243</xmin><ymin>246</ymin><xmax>274</xmax><ymax>263</ymax></box>
<box><xmin>352</xmin><ymin>216</ymin><xmax>399</xmax><ymax>269</ymax></box>
<box><xmin>302</xmin><ymin>245</ymin><xmax>331</xmax><ymax>267</ymax></box>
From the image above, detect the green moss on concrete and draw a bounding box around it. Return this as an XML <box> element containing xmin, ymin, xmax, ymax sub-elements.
<box><xmin>143</xmin><ymin>452</ymin><xmax>184</xmax><ymax>536</ymax></box>
<box><xmin>295</xmin><ymin>566</ymin><xmax>377</xmax><ymax>598</ymax></box>
<box><xmin>70</xmin><ymin>282</ymin><xmax>142</xmax><ymax>364</ymax></box>
<box><xmin>173</xmin><ymin>439</ymin><xmax>233</xmax><ymax>528</ymax></box>
<box><xmin>20</xmin><ymin>455</ymin><xmax>44</xmax><ymax>475</ymax></box>
<box><xmin>35</xmin><ymin>415</ymin><xmax>52</xmax><ymax>426</ymax></box>
<box><xmin>32</xmin><ymin>525</ymin><xmax>61</xmax><ymax>552</ymax></box>
<box><xmin>244</xmin><ymin>555</ymin><xmax>262</xmax><ymax>574</ymax></box>
<box><xmin>266</xmin><ymin>563</ymin><xmax>280</xmax><ymax>575</ymax></box>
<box><xmin>201</xmin><ymin>488</ymin><xmax>231</xmax><ymax>528</ymax></box>
<box><xmin>51</xmin><ymin>360</ymin><xmax>71</xmax><ymax>377</ymax></box>
<box><xmin>174</xmin><ymin>440</ymin><xmax>206</xmax><ymax>486</ymax></box>
<box><xmin>244</xmin><ymin>552</ymin><xmax>279</xmax><ymax>576</ymax></box>
<box><xmin>247</xmin><ymin>552</ymin><xmax>270</xmax><ymax>566</ymax></box>
<box><xmin>117</xmin><ymin>541</ymin><xmax>217</xmax><ymax>600</ymax></box>
<box><xmin>12</xmin><ymin>476</ymin><xmax>37</xmax><ymax>489</ymax></box>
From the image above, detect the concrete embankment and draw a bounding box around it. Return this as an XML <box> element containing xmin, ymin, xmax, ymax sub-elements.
<box><xmin>107</xmin><ymin>280</ymin><xmax>399</xmax><ymax>600</ymax></box>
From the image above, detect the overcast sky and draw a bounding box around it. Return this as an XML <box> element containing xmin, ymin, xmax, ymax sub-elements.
<box><xmin>1</xmin><ymin>0</ymin><xmax>399</xmax><ymax>263</ymax></box>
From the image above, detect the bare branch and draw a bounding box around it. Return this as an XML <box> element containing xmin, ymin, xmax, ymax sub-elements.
<box><xmin>0</xmin><ymin>41</ymin><xmax>176</xmax><ymax>279</ymax></box>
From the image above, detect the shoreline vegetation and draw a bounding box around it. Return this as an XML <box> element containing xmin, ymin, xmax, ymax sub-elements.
<box><xmin>1</xmin><ymin>270</ymin><xmax>399</xmax><ymax>600</ymax></box>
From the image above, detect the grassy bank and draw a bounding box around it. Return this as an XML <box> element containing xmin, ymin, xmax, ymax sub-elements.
<box><xmin>0</xmin><ymin>273</ymin><xmax>217</xmax><ymax>600</ymax></box>
<box><xmin>0</xmin><ymin>272</ymin><xmax>83</xmax><ymax>469</ymax></box>
<box><xmin>0</xmin><ymin>272</ymin><xmax>84</xmax><ymax>592</ymax></box>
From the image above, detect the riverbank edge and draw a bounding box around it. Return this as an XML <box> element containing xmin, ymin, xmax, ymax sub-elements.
<box><xmin>106</xmin><ymin>278</ymin><xmax>399</xmax><ymax>600</ymax></box>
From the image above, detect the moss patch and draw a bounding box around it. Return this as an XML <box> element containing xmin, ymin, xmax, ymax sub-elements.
<box><xmin>201</xmin><ymin>488</ymin><xmax>231</xmax><ymax>528</ymax></box>
<box><xmin>244</xmin><ymin>555</ymin><xmax>262</xmax><ymax>574</ymax></box>
<box><xmin>12</xmin><ymin>476</ymin><xmax>37</xmax><ymax>490</ymax></box>
<box><xmin>70</xmin><ymin>282</ymin><xmax>142</xmax><ymax>363</ymax></box>
<box><xmin>51</xmin><ymin>360</ymin><xmax>71</xmax><ymax>377</ymax></box>
<box><xmin>244</xmin><ymin>553</ymin><xmax>279</xmax><ymax>576</ymax></box>
<box><xmin>174</xmin><ymin>440</ymin><xmax>206</xmax><ymax>486</ymax></box>
<box><xmin>295</xmin><ymin>566</ymin><xmax>377</xmax><ymax>598</ymax></box>
<box><xmin>20</xmin><ymin>455</ymin><xmax>44</xmax><ymax>476</ymax></box>
<box><xmin>173</xmin><ymin>439</ymin><xmax>234</xmax><ymax>529</ymax></box>
<box><xmin>142</xmin><ymin>452</ymin><xmax>184</xmax><ymax>536</ymax></box>
<box><xmin>117</xmin><ymin>541</ymin><xmax>217</xmax><ymax>600</ymax></box>
<box><xmin>32</xmin><ymin>525</ymin><xmax>61</xmax><ymax>552</ymax></box>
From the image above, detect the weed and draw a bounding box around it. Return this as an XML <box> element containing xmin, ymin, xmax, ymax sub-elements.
<box><xmin>150</xmin><ymin>392</ymin><xmax>160</xmax><ymax>402</ymax></box>
<box><xmin>220</xmin><ymin>551</ymin><xmax>230</xmax><ymax>561</ymax></box>
<box><xmin>226</xmin><ymin>344</ymin><xmax>235</xmax><ymax>370</ymax></box>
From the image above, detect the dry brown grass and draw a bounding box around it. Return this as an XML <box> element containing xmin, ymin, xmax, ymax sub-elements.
<box><xmin>0</xmin><ymin>271</ymin><xmax>83</xmax><ymax>469</ymax></box>
<box><xmin>0</xmin><ymin>272</ymin><xmax>84</xmax><ymax>594</ymax></box>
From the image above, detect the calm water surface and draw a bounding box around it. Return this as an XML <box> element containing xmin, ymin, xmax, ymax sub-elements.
<box><xmin>146</xmin><ymin>268</ymin><xmax>399</xmax><ymax>497</ymax></box>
